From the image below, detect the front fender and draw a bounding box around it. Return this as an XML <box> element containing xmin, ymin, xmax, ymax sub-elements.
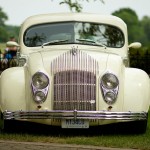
<box><xmin>0</xmin><ymin>67</ymin><xmax>26</xmax><ymax>112</ymax></box>
<box><xmin>124</xmin><ymin>68</ymin><xmax>150</xmax><ymax>112</ymax></box>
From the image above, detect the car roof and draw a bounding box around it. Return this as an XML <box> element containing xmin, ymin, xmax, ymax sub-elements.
<box><xmin>21</xmin><ymin>13</ymin><xmax>127</xmax><ymax>32</ymax></box>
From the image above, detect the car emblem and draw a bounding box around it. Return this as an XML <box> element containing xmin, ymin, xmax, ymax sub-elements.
<box><xmin>71</xmin><ymin>46</ymin><xmax>78</xmax><ymax>56</ymax></box>
<box><xmin>90</xmin><ymin>100</ymin><xmax>96</xmax><ymax>104</ymax></box>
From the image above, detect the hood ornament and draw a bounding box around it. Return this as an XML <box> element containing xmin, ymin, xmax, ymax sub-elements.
<box><xmin>71</xmin><ymin>46</ymin><xmax>78</xmax><ymax>56</ymax></box>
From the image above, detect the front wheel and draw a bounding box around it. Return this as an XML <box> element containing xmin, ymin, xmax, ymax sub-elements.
<box><xmin>0</xmin><ymin>112</ymin><xmax>4</xmax><ymax>133</ymax></box>
<box><xmin>119</xmin><ymin>119</ymin><xmax>148</xmax><ymax>134</ymax></box>
<box><xmin>131</xmin><ymin>120</ymin><xmax>148</xmax><ymax>134</ymax></box>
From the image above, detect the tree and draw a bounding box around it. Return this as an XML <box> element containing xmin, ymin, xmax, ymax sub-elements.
<box><xmin>112</xmin><ymin>8</ymin><xmax>144</xmax><ymax>44</ymax></box>
<box><xmin>141</xmin><ymin>16</ymin><xmax>150</xmax><ymax>46</ymax></box>
<box><xmin>0</xmin><ymin>26</ymin><xmax>8</xmax><ymax>42</ymax></box>
<box><xmin>56</xmin><ymin>0</ymin><xmax>104</xmax><ymax>12</ymax></box>
<box><xmin>112</xmin><ymin>8</ymin><xmax>150</xmax><ymax>74</ymax></box>
<box><xmin>0</xmin><ymin>7</ymin><xmax>8</xmax><ymax>42</ymax></box>
<box><xmin>6</xmin><ymin>25</ymin><xmax>20</xmax><ymax>41</ymax></box>
<box><xmin>0</xmin><ymin>7</ymin><xmax>8</xmax><ymax>26</ymax></box>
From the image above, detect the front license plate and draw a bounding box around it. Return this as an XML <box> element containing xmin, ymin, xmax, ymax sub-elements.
<box><xmin>61</xmin><ymin>119</ymin><xmax>89</xmax><ymax>128</ymax></box>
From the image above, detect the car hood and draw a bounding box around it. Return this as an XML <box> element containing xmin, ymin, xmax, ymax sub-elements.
<box><xmin>28</xmin><ymin>46</ymin><xmax>123</xmax><ymax>77</ymax></box>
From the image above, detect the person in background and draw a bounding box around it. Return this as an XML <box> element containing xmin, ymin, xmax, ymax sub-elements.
<box><xmin>9</xmin><ymin>36</ymin><xmax>16</xmax><ymax>42</ymax></box>
<box><xmin>0</xmin><ymin>48</ymin><xmax>3</xmax><ymax>59</ymax></box>
<box><xmin>4</xmin><ymin>41</ymin><xmax>19</xmax><ymax>59</ymax></box>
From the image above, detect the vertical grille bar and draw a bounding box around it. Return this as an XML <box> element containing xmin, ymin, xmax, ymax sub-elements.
<box><xmin>51</xmin><ymin>49</ymin><xmax>99</xmax><ymax>111</ymax></box>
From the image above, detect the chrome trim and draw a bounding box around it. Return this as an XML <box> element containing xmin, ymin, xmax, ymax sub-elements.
<box><xmin>100</xmin><ymin>72</ymin><xmax>119</xmax><ymax>104</ymax></box>
<box><xmin>31</xmin><ymin>71</ymin><xmax>49</xmax><ymax>103</ymax></box>
<box><xmin>31</xmin><ymin>71</ymin><xmax>49</xmax><ymax>90</ymax></box>
<box><xmin>3</xmin><ymin>110</ymin><xmax>147</xmax><ymax>121</ymax></box>
<box><xmin>51</xmin><ymin>49</ymin><xmax>99</xmax><ymax>111</ymax></box>
<box><xmin>51</xmin><ymin>49</ymin><xmax>99</xmax><ymax>74</ymax></box>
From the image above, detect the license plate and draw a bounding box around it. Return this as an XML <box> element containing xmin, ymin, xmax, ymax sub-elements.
<box><xmin>61</xmin><ymin>119</ymin><xmax>89</xmax><ymax>128</ymax></box>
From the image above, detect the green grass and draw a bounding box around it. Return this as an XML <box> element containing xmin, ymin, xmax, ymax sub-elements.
<box><xmin>0</xmin><ymin>43</ymin><xmax>5</xmax><ymax>53</ymax></box>
<box><xmin>1</xmin><ymin>129</ymin><xmax>150</xmax><ymax>149</ymax></box>
<box><xmin>0</xmin><ymin>111</ymin><xmax>150</xmax><ymax>150</ymax></box>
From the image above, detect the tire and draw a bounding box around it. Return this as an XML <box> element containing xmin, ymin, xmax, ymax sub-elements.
<box><xmin>0</xmin><ymin>112</ymin><xmax>4</xmax><ymax>133</ymax></box>
<box><xmin>121</xmin><ymin>119</ymin><xmax>148</xmax><ymax>134</ymax></box>
<box><xmin>133</xmin><ymin>120</ymin><xmax>148</xmax><ymax>134</ymax></box>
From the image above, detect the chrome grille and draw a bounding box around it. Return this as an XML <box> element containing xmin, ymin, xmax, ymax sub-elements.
<box><xmin>51</xmin><ymin>48</ymin><xmax>99</xmax><ymax>111</ymax></box>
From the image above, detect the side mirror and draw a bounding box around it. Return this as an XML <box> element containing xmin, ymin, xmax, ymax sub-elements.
<box><xmin>128</xmin><ymin>42</ymin><xmax>142</xmax><ymax>49</ymax></box>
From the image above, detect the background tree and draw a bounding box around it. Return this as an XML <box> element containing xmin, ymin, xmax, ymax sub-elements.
<box><xmin>0</xmin><ymin>7</ymin><xmax>8</xmax><ymax>26</ymax></box>
<box><xmin>112</xmin><ymin>8</ymin><xmax>150</xmax><ymax>74</ymax></box>
<box><xmin>141</xmin><ymin>16</ymin><xmax>150</xmax><ymax>47</ymax></box>
<box><xmin>0</xmin><ymin>7</ymin><xmax>8</xmax><ymax>42</ymax></box>
<box><xmin>6</xmin><ymin>25</ymin><xmax>20</xmax><ymax>41</ymax></box>
<box><xmin>112</xmin><ymin>8</ymin><xmax>144</xmax><ymax>44</ymax></box>
<box><xmin>58</xmin><ymin>0</ymin><xmax>104</xmax><ymax>12</ymax></box>
<box><xmin>0</xmin><ymin>7</ymin><xmax>20</xmax><ymax>43</ymax></box>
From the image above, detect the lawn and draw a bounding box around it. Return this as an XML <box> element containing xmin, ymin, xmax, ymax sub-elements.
<box><xmin>0</xmin><ymin>43</ymin><xmax>5</xmax><ymax>53</ymax></box>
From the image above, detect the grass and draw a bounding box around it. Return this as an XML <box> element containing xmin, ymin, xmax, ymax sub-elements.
<box><xmin>1</xmin><ymin>129</ymin><xmax>150</xmax><ymax>150</ymax></box>
<box><xmin>0</xmin><ymin>43</ymin><xmax>5</xmax><ymax>53</ymax></box>
<box><xmin>0</xmin><ymin>111</ymin><xmax>150</xmax><ymax>150</ymax></box>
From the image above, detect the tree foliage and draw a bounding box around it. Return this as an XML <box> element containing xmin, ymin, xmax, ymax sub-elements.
<box><xmin>0</xmin><ymin>7</ymin><xmax>8</xmax><ymax>26</ymax></box>
<box><xmin>112</xmin><ymin>8</ymin><xmax>150</xmax><ymax>47</ymax></box>
<box><xmin>141</xmin><ymin>16</ymin><xmax>150</xmax><ymax>46</ymax></box>
<box><xmin>112</xmin><ymin>8</ymin><xmax>144</xmax><ymax>44</ymax></box>
<box><xmin>0</xmin><ymin>7</ymin><xmax>8</xmax><ymax>42</ymax></box>
<box><xmin>58</xmin><ymin>0</ymin><xmax>104</xmax><ymax>12</ymax></box>
<box><xmin>0</xmin><ymin>7</ymin><xmax>20</xmax><ymax>42</ymax></box>
<box><xmin>112</xmin><ymin>8</ymin><xmax>150</xmax><ymax>74</ymax></box>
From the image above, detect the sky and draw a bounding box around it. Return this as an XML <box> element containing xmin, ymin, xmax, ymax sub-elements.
<box><xmin>0</xmin><ymin>0</ymin><xmax>150</xmax><ymax>26</ymax></box>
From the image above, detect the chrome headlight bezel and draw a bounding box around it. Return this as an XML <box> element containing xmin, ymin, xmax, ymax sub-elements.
<box><xmin>101</xmin><ymin>73</ymin><xmax>119</xmax><ymax>89</ymax></box>
<box><xmin>100</xmin><ymin>72</ymin><xmax>119</xmax><ymax>104</ymax></box>
<box><xmin>104</xmin><ymin>91</ymin><xmax>116</xmax><ymax>104</ymax></box>
<box><xmin>33</xmin><ymin>91</ymin><xmax>47</xmax><ymax>103</ymax></box>
<box><xmin>32</xmin><ymin>72</ymin><xmax>49</xmax><ymax>89</ymax></box>
<box><xmin>31</xmin><ymin>71</ymin><xmax>49</xmax><ymax>104</ymax></box>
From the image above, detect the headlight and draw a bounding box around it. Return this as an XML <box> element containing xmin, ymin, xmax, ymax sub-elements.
<box><xmin>101</xmin><ymin>73</ymin><xmax>119</xmax><ymax>104</ymax></box>
<box><xmin>101</xmin><ymin>73</ymin><xmax>118</xmax><ymax>89</ymax></box>
<box><xmin>32</xmin><ymin>72</ymin><xmax>49</xmax><ymax>89</ymax></box>
<box><xmin>104</xmin><ymin>92</ymin><xmax>116</xmax><ymax>104</ymax></box>
<box><xmin>31</xmin><ymin>72</ymin><xmax>49</xmax><ymax>104</ymax></box>
<box><xmin>34</xmin><ymin>91</ymin><xmax>46</xmax><ymax>103</ymax></box>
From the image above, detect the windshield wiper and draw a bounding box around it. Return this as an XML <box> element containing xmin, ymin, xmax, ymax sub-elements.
<box><xmin>42</xmin><ymin>39</ymin><xmax>68</xmax><ymax>48</ymax></box>
<box><xmin>76</xmin><ymin>38</ymin><xmax>107</xmax><ymax>49</ymax></box>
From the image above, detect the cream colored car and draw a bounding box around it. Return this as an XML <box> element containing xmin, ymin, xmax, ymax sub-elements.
<box><xmin>0</xmin><ymin>13</ymin><xmax>150</xmax><ymax>133</ymax></box>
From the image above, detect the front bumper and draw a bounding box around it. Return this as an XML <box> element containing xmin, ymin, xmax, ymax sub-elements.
<box><xmin>3</xmin><ymin>110</ymin><xmax>148</xmax><ymax>121</ymax></box>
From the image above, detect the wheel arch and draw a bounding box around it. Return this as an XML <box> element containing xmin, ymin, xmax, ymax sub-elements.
<box><xmin>0</xmin><ymin>67</ymin><xmax>26</xmax><ymax>112</ymax></box>
<box><xmin>123</xmin><ymin>68</ymin><xmax>150</xmax><ymax>112</ymax></box>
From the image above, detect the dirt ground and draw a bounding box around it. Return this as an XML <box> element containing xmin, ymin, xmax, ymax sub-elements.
<box><xmin>0</xmin><ymin>140</ymin><xmax>138</xmax><ymax>150</ymax></box>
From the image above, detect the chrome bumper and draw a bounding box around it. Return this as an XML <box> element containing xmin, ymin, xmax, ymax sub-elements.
<box><xmin>3</xmin><ymin>110</ymin><xmax>147</xmax><ymax>121</ymax></box>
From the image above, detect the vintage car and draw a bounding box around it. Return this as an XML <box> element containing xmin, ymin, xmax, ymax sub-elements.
<box><xmin>0</xmin><ymin>13</ymin><xmax>150</xmax><ymax>133</ymax></box>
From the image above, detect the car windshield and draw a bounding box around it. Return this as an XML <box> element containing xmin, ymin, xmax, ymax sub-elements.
<box><xmin>24</xmin><ymin>22</ymin><xmax>124</xmax><ymax>48</ymax></box>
